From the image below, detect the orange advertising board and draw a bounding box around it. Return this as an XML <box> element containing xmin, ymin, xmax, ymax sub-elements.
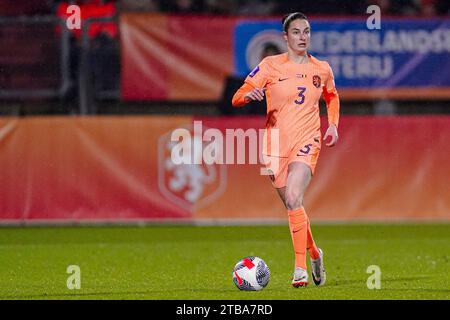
<box><xmin>0</xmin><ymin>115</ymin><xmax>449</xmax><ymax>223</ymax></box>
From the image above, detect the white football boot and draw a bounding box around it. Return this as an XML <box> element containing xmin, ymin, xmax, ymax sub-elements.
<box><xmin>292</xmin><ymin>267</ymin><xmax>308</xmax><ymax>288</ymax></box>
<box><xmin>310</xmin><ymin>248</ymin><xmax>326</xmax><ymax>286</ymax></box>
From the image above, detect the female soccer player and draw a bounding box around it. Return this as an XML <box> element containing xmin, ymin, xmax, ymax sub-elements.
<box><xmin>232</xmin><ymin>12</ymin><xmax>340</xmax><ymax>287</ymax></box>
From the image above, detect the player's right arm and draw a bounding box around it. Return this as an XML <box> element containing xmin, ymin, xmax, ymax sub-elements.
<box><xmin>232</xmin><ymin>84</ymin><xmax>266</xmax><ymax>106</ymax></box>
<box><xmin>232</xmin><ymin>61</ymin><xmax>269</xmax><ymax>107</ymax></box>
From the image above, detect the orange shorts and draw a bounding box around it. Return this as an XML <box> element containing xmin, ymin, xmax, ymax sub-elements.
<box><xmin>262</xmin><ymin>137</ymin><xmax>321</xmax><ymax>189</ymax></box>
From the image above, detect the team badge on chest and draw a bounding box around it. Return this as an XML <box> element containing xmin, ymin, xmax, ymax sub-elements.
<box><xmin>312</xmin><ymin>75</ymin><xmax>321</xmax><ymax>88</ymax></box>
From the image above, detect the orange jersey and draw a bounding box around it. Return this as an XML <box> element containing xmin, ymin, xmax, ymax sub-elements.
<box><xmin>232</xmin><ymin>53</ymin><xmax>340</xmax><ymax>158</ymax></box>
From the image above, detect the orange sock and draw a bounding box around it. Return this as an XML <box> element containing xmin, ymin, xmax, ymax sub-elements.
<box><xmin>288</xmin><ymin>207</ymin><xmax>308</xmax><ymax>270</ymax></box>
<box><xmin>307</xmin><ymin>219</ymin><xmax>320</xmax><ymax>260</ymax></box>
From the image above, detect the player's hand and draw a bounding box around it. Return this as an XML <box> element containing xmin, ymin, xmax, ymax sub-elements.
<box><xmin>244</xmin><ymin>88</ymin><xmax>266</xmax><ymax>103</ymax></box>
<box><xmin>323</xmin><ymin>124</ymin><xmax>338</xmax><ymax>147</ymax></box>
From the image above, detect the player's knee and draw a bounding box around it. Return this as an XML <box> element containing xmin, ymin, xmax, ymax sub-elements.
<box><xmin>285</xmin><ymin>191</ymin><xmax>304</xmax><ymax>210</ymax></box>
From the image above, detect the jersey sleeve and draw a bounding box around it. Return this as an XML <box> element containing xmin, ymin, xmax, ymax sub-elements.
<box><xmin>322</xmin><ymin>62</ymin><xmax>340</xmax><ymax>128</ymax></box>
<box><xmin>245</xmin><ymin>59</ymin><xmax>270</xmax><ymax>89</ymax></box>
<box><xmin>231</xmin><ymin>59</ymin><xmax>270</xmax><ymax>107</ymax></box>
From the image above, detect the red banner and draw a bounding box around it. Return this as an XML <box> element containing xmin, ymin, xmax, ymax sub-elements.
<box><xmin>120</xmin><ymin>14</ymin><xmax>236</xmax><ymax>101</ymax></box>
<box><xmin>0</xmin><ymin>115</ymin><xmax>449</xmax><ymax>223</ymax></box>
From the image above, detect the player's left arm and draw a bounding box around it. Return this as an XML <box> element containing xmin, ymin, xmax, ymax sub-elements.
<box><xmin>322</xmin><ymin>63</ymin><xmax>340</xmax><ymax>147</ymax></box>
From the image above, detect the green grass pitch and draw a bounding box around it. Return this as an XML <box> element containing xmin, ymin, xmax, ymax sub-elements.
<box><xmin>0</xmin><ymin>224</ymin><xmax>449</xmax><ymax>300</ymax></box>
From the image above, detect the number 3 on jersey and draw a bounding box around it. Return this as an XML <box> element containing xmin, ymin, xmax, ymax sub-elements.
<box><xmin>295</xmin><ymin>87</ymin><xmax>306</xmax><ymax>105</ymax></box>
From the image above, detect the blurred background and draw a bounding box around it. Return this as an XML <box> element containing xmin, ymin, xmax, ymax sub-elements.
<box><xmin>1</xmin><ymin>0</ymin><xmax>449</xmax><ymax>224</ymax></box>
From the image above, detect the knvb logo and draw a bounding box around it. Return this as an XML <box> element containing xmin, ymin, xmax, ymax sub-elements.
<box><xmin>158</xmin><ymin>123</ymin><xmax>227</xmax><ymax>212</ymax></box>
<box><xmin>158</xmin><ymin>121</ymin><xmax>280</xmax><ymax>212</ymax></box>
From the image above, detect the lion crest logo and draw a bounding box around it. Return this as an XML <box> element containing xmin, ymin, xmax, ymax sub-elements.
<box><xmin>312</xmin><ymin>75</ymin><xmax>321</xmax><ymax>88</ymax></box>
<box><xmin>158</xmin><ymin>124</ymin><xmax>227</xmax><ymax>212</ymax></box>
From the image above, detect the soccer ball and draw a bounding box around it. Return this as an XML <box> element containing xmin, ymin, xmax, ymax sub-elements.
<box><xmin>232</xmin><ymin>256</ymin><xmax>270</xmax><ymax>291</ymax></box>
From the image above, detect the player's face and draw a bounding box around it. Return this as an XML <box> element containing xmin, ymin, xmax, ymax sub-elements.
<box><xmin>284</xmin><ymin>19</ymin><xmax>311</xmax><ymax>55</ymax></box>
